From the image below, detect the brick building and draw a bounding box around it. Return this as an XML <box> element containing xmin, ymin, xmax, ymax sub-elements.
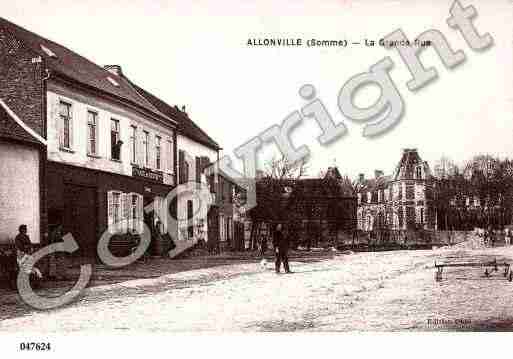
<box><xmin>245</xmin><ymin>166</ymin><xmax>357</xmax><ymax>248</ymax></box>
<box><xmin>357</xmin><ymin>149</ymin><xmax>436</xmax><ymax>232</ymax></box>
<box><xmin>0</xmin><ymin>19</ymin><xmax>48</xmax><ymax>247</ymax></box>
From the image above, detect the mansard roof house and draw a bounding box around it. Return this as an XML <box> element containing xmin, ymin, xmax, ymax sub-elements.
<box><xmin>357</xmin><ymin>148</ymin><xmax>436</xmax><ymax>232</ymax></box>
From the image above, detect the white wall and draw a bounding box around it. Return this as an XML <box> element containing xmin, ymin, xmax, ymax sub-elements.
<box><xmin>177</xmin><ymin>134</ymin><xmax>217</xmax><ymax>178</ymax></box>
<box><xmin>0</xmin><ymin>140</ymin><xmax>40</xmax><ymax>244</ymax></box>
<box><xmin>46</xmin><ymin>81</ymin><xmax>175</xmax><ymax>186</ymax></box>
<box><xmin>176</xmin><ymin>134</ymin><xmax>218</xmax><ymax>241</ymax></box>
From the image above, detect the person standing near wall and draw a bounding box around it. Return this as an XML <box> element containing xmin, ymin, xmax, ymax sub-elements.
<box><xmin>14</xmin><ymin>225</ymin><xmax>31</xmax><ymax>258</ymax></box>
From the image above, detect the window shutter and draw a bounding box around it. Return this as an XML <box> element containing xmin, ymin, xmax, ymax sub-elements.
<box><xmin>68</xmin><ymin>104</ymin><xmax>74</xmax><ymax>149</ymax></box>
<box><xmin>161</xmin><ymin>197</ymin><xmax>168</xmax><ymax>233</ymax></box>
<box><xmin>137</xmin><ymin>194</ymin><xmax>144</xmax><ymax>233</ymax></box>
<box><xmin>121</xmin><ymin>193</ymin><xmax>128</xmax><ymax>233</ymax></box>
<box><xmin>179</xmin><ymin>150</ymin><xmax>185</xmax><ymax>184</ymax></box>
<box><xmin>56</xmin><ymin>101</ymin><xmax>64</xmax><ymax>148</ymax></box>
<box><xmin>107</xmin><ymin>191</ymin><xmax>114</xmax><ymax>234</ymax></box>
<box><xmin>138</xmin><ymin>129</ymin><xmax>145</xmax><ymax>166</ymax></box>
<box><xmin>160</xmin><ymin>139</ymin><xmax>166</xmax><ymax>172</ymax></box>
<box><xmin>195</xmin><ymin>156</ymin><xmax>201</xmax><ymax>183</ymax></box>
<box><xmin>147</xmin><ymin>134</ymin><xmax>153</xmax><ymax>168</ymax></box>
<box><xmin>168</xmin><ymin>140</ymin><xmax>174</xmax><ymax>173</ymax></box>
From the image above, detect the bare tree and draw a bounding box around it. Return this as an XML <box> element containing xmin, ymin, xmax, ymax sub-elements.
<box><xmin>434</xmin><ymin>155</ymin><xmax>458</xmax><ymax>179</ymax></box>
<box><xmin>246</xmin><ymin>156</ymin><xmax>309</xmax><ymax>250</ymax></box>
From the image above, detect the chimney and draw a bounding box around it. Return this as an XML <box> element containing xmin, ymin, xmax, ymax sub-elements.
<box><xmin>375</xmin><ymin>170</ymin><xmax>384</xmax><ymax>178</ymax></box>
<box><xmin>104</xmin><ymin>65</ymin><xmax>123</xmax><ymax>76</ymax></box>
<box><xmin>358</xmin><ymin>173</ymin><xmax>365</xmax><ymax>183</ymax></box>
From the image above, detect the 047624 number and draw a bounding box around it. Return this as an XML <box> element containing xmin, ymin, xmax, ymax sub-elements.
<box><xmin>19</xmin><ymin>342</ymin><xmax>52</xmax><ymax>351</ymax></box>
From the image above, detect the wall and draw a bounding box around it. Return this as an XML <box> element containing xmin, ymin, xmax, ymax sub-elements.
<box><xmin>176</xmin><ymin>134</ymin><xmax>218</xmax><ymax>242</ymax></box>
<box><xmin>0</xmin><ymin>26</ymin><xmax>46</xmax><ymax>244</ymax></box>
<box><xmin>46</xmin><ymin>81</ymin><xmax>175</xmax><ymax>186</ymax></box>
<box><xmin>0</xmin><ymin>26</ymin><xmax>45</xmax><ymax>137</ymax></box>
<box><xmin>0</xmin><ymin>140</ymin><xmax>40</xmax><ymax>244</ymax></box>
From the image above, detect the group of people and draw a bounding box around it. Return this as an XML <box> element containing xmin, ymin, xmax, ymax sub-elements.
<box><xmin>260</xmin><ymin>224</ymin><xmax>292</xmax><ymax>274</ymax></box>
<box><xmin>474</xmin><ymin>226</ymin><xmax>513</xmax><ymax>247</ymax></box>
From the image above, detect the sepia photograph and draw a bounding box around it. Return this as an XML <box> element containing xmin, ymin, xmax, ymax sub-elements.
<box><xmin>0</xmin><ymin>0</ymin><xmax>512</xmax><ymax>357</ymax></box>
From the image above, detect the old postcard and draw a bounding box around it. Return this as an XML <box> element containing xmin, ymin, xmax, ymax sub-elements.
<box><xmin>0</xmin><ymin>0</ymin><xmax>512</xmax><ymax>357</ymax></box>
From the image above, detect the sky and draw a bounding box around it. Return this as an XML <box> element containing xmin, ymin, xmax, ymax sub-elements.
<box><xmin>3</xmin><ymin>0</ymin><xmax>512</xmax><ymax>179</ymax></box>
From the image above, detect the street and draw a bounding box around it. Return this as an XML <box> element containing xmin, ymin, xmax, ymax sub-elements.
<box><xmin>1</xmin><ymin>248</ymin><xmax>513</xmax><ymax>332</ymax></box>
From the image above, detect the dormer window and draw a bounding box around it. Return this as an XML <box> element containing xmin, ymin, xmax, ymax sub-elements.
<box><xmin>40</xmin><ymin>44</ymin><xmax>57</xmax><ymax>58</ymax></box>
<box><xmin>107</xmin><ymin>77</ymin><xmax>120</xmax><ymax>87</ymax></box>
<box><xmin>416</xmin><ymin>166</ymin><xmax>422</xmax><ymax>179</ymax></box>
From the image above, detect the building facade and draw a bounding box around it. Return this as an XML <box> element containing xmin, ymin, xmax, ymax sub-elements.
<box><xmin>130</xmin><ymin>83</ymin><xmax>240</xmax><ymax>254</ymax></box>
<box><xmin>0</xmin><ymin>19</ymin><xmax>48</xmax><ymax>248</ymax></box>
<box><xmin>1</xmin><ymin>17</ymin><xmax>178</xmax><ymax>258</ymax></box>
<box><xmin>245</xmin><ymin>166</ymin><xmax>357</xmax><ymax>249</ymax></box>
<box><xmin>2</xmin><ymin>16</ymin><xmax>250</xmax><ymax>259</ymax></box>
<box><xmin>357</xmin><ymin>148</ymin><xmax>436</xmax><ymax>232</ymax></box>
<box><xmin>0</xmin><ymin>101</ymin><xmax>46</xmax><ymax>246</ymax></box>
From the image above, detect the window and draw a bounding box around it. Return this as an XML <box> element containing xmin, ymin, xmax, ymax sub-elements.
<box><xmin>155</xmin><ymin>136</ymin><xmax>162</xmax><ymax>170</ymax></box>
<box><xmin>143</xmin><ymin>131</ymin><xmax>150</xmax><ymax>167</ymax></box>
<box><xmin>111</xmin><ymin>119</ymin><xmax>121</xmax><ymax>160</ymax></box>
<box><xmin>420</xmin><ymin>208</ymin><xmax>425</xmax><ymax>224</ymax></box>
<box><xmin>107</xmin><ymin>77</ymin><xmax>120</xmax><ymax>87</ymax></box>
<box><xmin>416</xmin><ymin>166</ymin><xmax>422</xmax><ymax>179</ymax></box>
<box><xmin>129</xmin><ymin>194</ymin><xmax>138</xmax><ymax>232</ymax></box>
<box><xmin>130</xmin><ymin>126</ymin><xmax>137</xmax><ymax>164</ymax></box>
<box><xmin>87</xmin><ymin>111</ymin><xmax>98</xmax><ymax>155</ymax></box>
<box><xmin>59</xmin><ymin>101</ymin><xmax>72</xmax><ymax>149</ymax></box>
<box><xmin>108</xmin><ymin>191</ymin><xmax>143</xmax><ymax>234</ymax></box>
<box><xmin>41</xmin><ymin>44</ymin><xmax>57</xmax><ymax>58</ymax></box>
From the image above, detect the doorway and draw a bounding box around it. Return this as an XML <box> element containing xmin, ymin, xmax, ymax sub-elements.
<box><xmin>63</xmin><ymin>184</ymin><xmax>97</xmax><ymax>257</ymax></box>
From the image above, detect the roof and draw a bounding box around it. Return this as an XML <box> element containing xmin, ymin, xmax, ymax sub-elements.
<box><xmin>129</xmin><ymin>81</ymin><xmax>221</xmax><ymax>151</ymax></box>
<box><xmin>257</xmin><ymin>177</ymin><xmax>355</xmax><ymax>199</ymax></box>
<box><xmin>393</xmin><ymin>148</ymin><xmax>431</xmax><ymax>180</ymax></box>
<box><xmin>0</xmin><ymin>17</ymin><xmax>174</xmax><ymax>126</ymax></box>
<box><xmin>358</xmin><ymin>175</ymin><xmax>392</xmax><ymax>193</ymax></box>
<box><xmin>0</xmin><ymin>99</ymin><xmax>46</xmax><ymax>145</ymax></box>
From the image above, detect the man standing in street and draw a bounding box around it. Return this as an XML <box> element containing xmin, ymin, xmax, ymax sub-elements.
<box><xmin>273</xmin><ymin>224</ymin><xmax>291</xmax><ymax>274</ymax></box>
